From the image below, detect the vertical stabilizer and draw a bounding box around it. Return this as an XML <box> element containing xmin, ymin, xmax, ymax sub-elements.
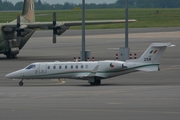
<box><xmin>127</xmin><ymin>43</ymin><xmax>174</xmax><ymax>64</ymax></box>
<box><xmin>124</xmin><ymin>43</ymin><xmax>174</xmax><ymax>71</ymax></box>
<box><xmin>22</xmin><ymin>0</ymin><xmax>35</xmax><ymax>23</ymax></box>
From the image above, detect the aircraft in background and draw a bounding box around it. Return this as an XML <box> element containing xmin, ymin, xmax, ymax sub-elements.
<box><xmin>5</xmin><ymin>43</ymin><xmax>174</xmax><ymax>86</ymax></box>
<box><xmin>0</xmin><ymin>0</ymin><xmax>136</xmax><ymax>59</ymax></box>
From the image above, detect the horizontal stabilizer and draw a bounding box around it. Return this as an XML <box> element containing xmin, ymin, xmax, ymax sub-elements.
<box><xmin>151</xmin><ymin>43</ymin><xmax>174</xmax><ymax>47</ymax></box>
<box><xmin>136</xmin><ymin>65</ymin><xmax>159</xmax><ymax>71</ymax></box>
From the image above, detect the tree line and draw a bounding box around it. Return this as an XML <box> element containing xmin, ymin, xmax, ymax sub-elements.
<box><xmin>0</xmin><ymin>0</ymin><xmax>180</xmax><ymax>10</ymax></box>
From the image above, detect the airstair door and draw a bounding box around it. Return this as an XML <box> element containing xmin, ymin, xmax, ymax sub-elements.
<box><xmin>39</xmin><ymin>63</ymin><xmax>47</xmax><ymax>73</ymax></box>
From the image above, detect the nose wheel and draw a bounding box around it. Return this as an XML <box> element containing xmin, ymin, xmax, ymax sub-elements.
<box><xmin>19</xmin><ymin>81</ymin><xmax>23</xmax><ymax>86</ymax></box>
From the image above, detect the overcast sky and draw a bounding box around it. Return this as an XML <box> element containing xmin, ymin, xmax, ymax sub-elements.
<box><xmin>8</xmin><ymin>0</ymin><xmax>117</xmax><ymax>5</ymax></box>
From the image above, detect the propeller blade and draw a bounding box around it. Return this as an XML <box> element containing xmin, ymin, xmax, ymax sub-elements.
<box><xmin>52</xmin><ymin>12</ymin><xmax>57</xmax><ymax>43</ymax></box>
<box><xmin>16</xmin><ymin>15</ymin><xmax>21</xmax><ymax>47</ymax></box>
<box><xmin>53</xmin><ymin>32</ymin><xmax>56</xmax><ymax>43</ymax></box>
<box><xmin>53</xmin><ymin>12</ymin><xmax>56</xmax><ymax>26</ymax></box>
<box><xmin>16</xmin><ymin>15</ymin><xmax>21</xmax><ymax>37</ymax></box>
<box><xmin>17</xmin><ymin>15</ymin><xmax>20</xmax><ymax>28</ymax></box>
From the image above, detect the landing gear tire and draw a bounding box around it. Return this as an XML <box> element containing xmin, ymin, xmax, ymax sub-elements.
<box><xmin>6</xmin><ymin>54</ymin><xmax>12</xmax><ymax>59</ymax></box>
<box><xmin>19</xmin><ymin>81</ymin><xmax>23</xmax><ymax>86</ymax></box>
<box><xmin>89</xmin><ymin>79</ymin><xmax>101</xmax><ymax>86</ymax></box>
<box><xmin>12</xmin><ymin>55</ymin><xmax>17</xmax><ymax>59</ymax></box>
<box><xmin>95</xmin><ymin>79</ymin><xmax>101</xmax><ymax>85</ymax></box>
<box><xmin>90</xmin><ymin>82</ymin><xmax>95</xmax><ymax>86</ymax></box>
<box><xmin>6</xmin><ymin>54</ymin><xmax>17</xmax><ymax>59</ymax></box>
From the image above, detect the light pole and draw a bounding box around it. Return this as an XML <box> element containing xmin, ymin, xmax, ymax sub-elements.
<box><xmin>125</xmin><ymin>0</ymin><xmax>128</xmax><ymax>48</ymax></box>
<box><xmin>119</xmin><ymin>0</ymin><xmax>130</xmax><ymax>61</ymax></box>
<box><xmin>81</xmin><ymin>0</ymin><xmax>85</xmax><ymax>61</ymax></box>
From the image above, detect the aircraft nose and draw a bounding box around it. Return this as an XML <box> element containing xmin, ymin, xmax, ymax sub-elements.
<box><xmin>5</xmin><ymin>73</ymin><xmax>11</xmax><ymax>78</ymax></box>
<box><xmin>5</xmin><ymin>70</ymin><xmax>23</xmax><ymax>79</ymax></box>
<box><xmin>5</xmin><ymin>72</ymin><xmax>16</xmax><ymax>78</ymax></box>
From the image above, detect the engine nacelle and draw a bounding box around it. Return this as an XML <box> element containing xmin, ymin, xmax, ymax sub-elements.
<box><xmin>122</xmin><ymin>63</ymin><xmax>128</xmax><ymax>68</ymax></box>
<box><xmin>56</xmin><ymin>26</ymin><xmax>69</xmax><ymax>35</ymax></box>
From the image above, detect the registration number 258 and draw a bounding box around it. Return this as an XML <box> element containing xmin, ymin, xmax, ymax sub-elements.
<box><xmin>144</xmin><ymin>58</ymin><xmax>151</xmax><ymax>61</ymax></box>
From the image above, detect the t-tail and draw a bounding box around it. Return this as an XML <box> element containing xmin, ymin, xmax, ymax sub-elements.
<box><xmin>125</xmin><ymin>43</ymin><xmax>175</xmax><ymax>71</ymax></box>
<box><xmin>11</xmin><ymin>0</ymin><xmax>35</xmax><ymax>23</ymax></box>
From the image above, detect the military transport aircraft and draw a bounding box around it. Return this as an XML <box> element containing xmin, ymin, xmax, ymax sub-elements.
<box><xmin>6</xmin><ymin>43</ymin><xmax>174</xmax><ymax>86</ymax></box>
<box><xmin>0</xmin><ymin>0</ymin><xmax>136</xmax><ymax>59</ymax></box>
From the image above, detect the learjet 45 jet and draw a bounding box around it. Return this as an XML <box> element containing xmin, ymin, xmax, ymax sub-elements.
<box><xmin>5</xmin><ymin>43</ymin><xmax>174</xmax><ymax>86</ymax></box>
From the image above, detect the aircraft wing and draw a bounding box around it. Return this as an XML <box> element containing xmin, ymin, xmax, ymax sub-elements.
<box><xmin>2</xmin><ymin>19</ymin><xmax>136</xmax><ymax>43</ymax></box>
<box><xmin>77</xmin><ymin>65</ymin><xmax>100</xmax><ymax>79</ymax></box>
<box><xmin>3</xmin><ymin>19</ymin><xmax>136</xmax><ymax>29</ymax></box>
<box><xmin>86</xmin><ymin>65</ymin><xmax>99</xmax><ymax>77</ymax></box>
<box><xmin>63</xmin><ymin>19</ymin><xmax>136</xmax><ymax>26</ymax></box>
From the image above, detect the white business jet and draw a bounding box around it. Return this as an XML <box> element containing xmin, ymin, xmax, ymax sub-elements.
<box><xmin>6</xmin><ymin>43</ymin><xmax>174</xmax><ymax>86</ymax></box>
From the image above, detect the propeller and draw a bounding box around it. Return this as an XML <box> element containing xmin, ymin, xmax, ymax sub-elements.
<box><xmin>16</xmin><ymin>15</ymin><xmax>21</xmax><ymax>47</ymax></box>
<box><xmin>15</xmin><ymin>16</ymin><xmax>28</xmax><ymax>47</ymax></box>
<box><xmin>52</xmin><ymin>12</ymin><xmax>57</xmax><ymax>43</ymax></box>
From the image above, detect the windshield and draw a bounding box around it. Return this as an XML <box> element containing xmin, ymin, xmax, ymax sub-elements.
<box><xmin>25</xmin><ymin>64</ymin><xmax>36</xmax><ymax>70</ymax></box>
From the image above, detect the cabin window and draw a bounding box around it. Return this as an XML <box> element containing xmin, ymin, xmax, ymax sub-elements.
<box><xmin>48</xmin><ymin>66</ymin><xmax>50</xmax><ymax>69</ymax></box>
<box><xmin>53</xmin><ymin>66</ymin><xmax>56</xmax><ymax>69</ymax></box>
<box><xmin>59</xmin><ymin>66</ymin><xmax>61</xmax><ymax>69</ymax></box>
<box><xmin>25</xmin><ymin>64</ymin><xmax>36</xmax><ymax>70</ymax></box>
<box><xmin>71</xmin><ymin>65</ymin><xmax>73</xmax><ymax>69</ymax></box>
<box><xmin>76</xmin><ymin>65</ymin><xmax>78</xmax><ymax>69</ymax></box>
<box><xmin>85</xmin><ymin>65</ymin><xmax>88</xmax><ymax>69</ymax></box>
<box><xmin>81</xmin><ymin>65</ymin><xmax>83</xmax><ymax>69</ymax></box>
<box><xmin>65</xmin><ymin>66</ymin><xmax>67</xmax><ymax>69</ymax></box>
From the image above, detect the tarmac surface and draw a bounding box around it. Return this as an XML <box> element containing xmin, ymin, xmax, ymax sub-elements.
<box><xmin>0</xmin><ymin>28</ymin><xmax>180</xmax><ymax>120</ymax></box>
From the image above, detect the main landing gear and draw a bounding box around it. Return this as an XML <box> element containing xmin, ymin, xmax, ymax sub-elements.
<box><xmin>89</xmin><ymin>79</ymin><xmax>101</xmax><ymax>86</ymax></box>
<box><xmin>19</xmin><ymin>80</ymin><xmax>24</xmax><ymax>86</ymax></box>
<box><xmin>5</xmin><ymin>47</ymin><xmax>19</xmax><ymax>59</ymax></box>
<box><xmin>6</xmin><ymin>54</ymin><xmax>17</xmax><ymax>59</ymax></box>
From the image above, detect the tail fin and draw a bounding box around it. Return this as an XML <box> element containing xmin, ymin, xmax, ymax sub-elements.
<box><xmin>22</xmin><ymin>0</ymin><xmax>35</xmax><ymax>23</ymax></box>
<box><xmin>127</xmin><ymin>43</ymin><xmax>174</xmax><ymax>64</ymax></box>
<box><xmin>125</xmin><ymin>43</ymin><xmax>174</xmax><ymax>71</ymax></box>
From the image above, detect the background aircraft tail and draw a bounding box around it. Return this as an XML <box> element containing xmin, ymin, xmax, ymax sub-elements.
<box><xmin>22</xmin><ymin>0</ymin><xmax>35</xmax><ymax>23</ymax></box>
<box><xmin>125</xmin><ymin>43</ymin><xmax>174</xmax><ymax>71</ymax></box>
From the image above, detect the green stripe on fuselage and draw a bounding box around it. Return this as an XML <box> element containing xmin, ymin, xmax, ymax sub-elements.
<box><xmin>24</xmin><ymin>64</ymin><xmax>159</xmax><ymax>79</ymax></box>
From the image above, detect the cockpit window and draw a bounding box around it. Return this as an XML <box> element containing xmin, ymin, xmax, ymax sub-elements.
<box><xmin>25</xmin><ymin>64</ymin><xmax>36</xmax><ymax>69</ymax></box>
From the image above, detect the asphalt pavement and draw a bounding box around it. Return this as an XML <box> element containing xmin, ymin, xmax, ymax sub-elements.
<box><xmin>0</xmin><ymin>28</ymin><xmax>180</xmax><ymax>120</ymax></box>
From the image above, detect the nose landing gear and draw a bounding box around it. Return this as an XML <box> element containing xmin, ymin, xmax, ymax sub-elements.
<box><xmin>19</xmin><ymin>80</ymin><xmax>23</xmax><ymax>86</ymax></box>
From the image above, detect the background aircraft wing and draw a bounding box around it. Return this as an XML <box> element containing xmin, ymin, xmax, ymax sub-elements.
<box><xmin>3</xmin><ymin>19</ymin><xmax>136</xmax><ymax>29</ymax></box>
<box><xmin>63</xmin><ymin>19</ymin><xmax>136</xmax><ymax>26</ymax></box>
<box><xmin>2</xmin><ymin>19</ymin><xmax>136</xmax><ymax>43</ymax></box>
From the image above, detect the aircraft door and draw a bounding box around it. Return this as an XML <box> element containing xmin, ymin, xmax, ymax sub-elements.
<box><xmin>39</xmin><ymin>63</ymin><xmax>47</xmax><ymax>73</ymax></box>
